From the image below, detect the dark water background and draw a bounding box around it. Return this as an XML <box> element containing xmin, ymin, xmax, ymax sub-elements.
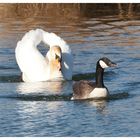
<box><xmin>0</xmin><ymin>4</ymin><xmax>140</xmax><ymax>136</ymax></box>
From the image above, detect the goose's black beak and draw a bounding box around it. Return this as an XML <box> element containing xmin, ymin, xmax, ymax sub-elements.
<box><xmin>109</xmin><ymin>61</ymin><xmax>117</xmax><ymax>67</ymax></box>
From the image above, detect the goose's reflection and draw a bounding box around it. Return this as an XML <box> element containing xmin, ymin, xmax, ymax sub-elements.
<box><xmin>85</xmin><ymin>92</ymin><xmax>129</xmax><ymax>114</ymax></box>
<box><xmin>16</xmin><ymin>81</ymin><xmax>65</xmax><ymax>95</ymax></box>
<box><xmin>87</xmin><ymin>99</ymin><xmax>108</xmax><ymax>114</ymax></box>
<box><xmin>72</xmin><ymin>98</ymin><xmax>109</xmax><ymax>114</ymax></box>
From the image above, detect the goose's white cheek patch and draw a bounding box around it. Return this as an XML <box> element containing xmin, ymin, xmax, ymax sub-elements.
<box><xmin>99</xmin><ymin>60</ymin><xmax>108</xmax><ymax>68</ymax></box>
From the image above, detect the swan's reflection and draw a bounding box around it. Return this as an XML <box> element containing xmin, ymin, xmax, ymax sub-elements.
<box><xmin>16</xmin><ymin>81</ymin><xmax>65</xmax><ymax>95</ymax></box>
<box><xmin>15</xmin><ymin>81</ymin><xmax>68</xmax><ymax>131</ymax></box>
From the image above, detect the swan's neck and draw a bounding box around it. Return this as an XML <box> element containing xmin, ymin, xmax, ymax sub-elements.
<box><xmin>48</xmin><ymin>60</ymin><xmax>63</xmax><ymax>79</ymax></box>
<box><xmin>96</xmin><ymin>63</ymin><xmax>105</xmax><ymax>88</ymax></box>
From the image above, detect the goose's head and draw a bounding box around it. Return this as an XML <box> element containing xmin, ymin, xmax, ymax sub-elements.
<box><xmin>98</xmin><ymin>57</ymin><xmax>117</xmax><ymax>69</ymax></box>
<box><xmin>47</xmin><ymin>45</ymin><xmax>62</xmax><ymax>72</ymax></box>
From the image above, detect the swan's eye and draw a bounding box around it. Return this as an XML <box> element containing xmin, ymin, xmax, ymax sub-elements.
<box><xmin>55</xmin><ymin>54</ymin><xmax>62</xmax><ymax>62</ymax></box>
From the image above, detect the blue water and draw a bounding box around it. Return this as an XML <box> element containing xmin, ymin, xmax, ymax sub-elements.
<box><xmin>0</xmin><ymin>5</ymin><xmax>140</xmax><ymax>137</ymax></box>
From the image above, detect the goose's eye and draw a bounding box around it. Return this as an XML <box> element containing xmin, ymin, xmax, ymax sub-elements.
<box><xmin>108</xmin><ymin>61</ymin><xmax>112</xmax><ymax>66</ymax></box>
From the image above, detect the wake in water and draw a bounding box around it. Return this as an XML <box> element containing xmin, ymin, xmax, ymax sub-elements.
<box><xmin>13</xmin><ymin>92</ymin><xmax>129</xmax><ymax>102</ymax></box>
<box><xmin>16</xmin><ymin>94</ymin><xmax>72</xmax><ymax>101</ymax></box>
<box><xmin>0</xmin><ymin>72</ymin><xmax>95</xmax><ymax>83</ymax></box>
<box><xmin>0</xmin><ymin>71</ymin><xmax>115</xmax><ymax>83</ymax></box>
<box><xmin>0</xmin><ymin>75</ymin><xmax>21</xmax><ymax>83</ymax></box>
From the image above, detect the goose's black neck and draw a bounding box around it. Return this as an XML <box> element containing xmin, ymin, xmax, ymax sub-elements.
<box><xmin>95</xmin><ymin>62</ymin><xmax>105</xmax><ymax>88</ymax></box>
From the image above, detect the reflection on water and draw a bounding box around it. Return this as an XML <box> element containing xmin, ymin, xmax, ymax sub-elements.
<box><xmin>82</xmin><ymin>99</ymin><xmax>108</xmax><ymax>114</ymax></box>
<box><xmin>0</xmin><ymin>3</ymin><xmax>140</xmax><ymax>137</ymax></box>
<box><xmin>0</xmin><ymin>3</ymin><xmax>140</xmax><ymax>49</ymax></box>
<box><xmin>17</xmin><ymin>81</ymin><xmax>65</xmax><ymax>94</ymax></box>
<box><xmin>16</xmin><ymin>81</ymin><xmax>73</xmax><ymax>101</ymax></box>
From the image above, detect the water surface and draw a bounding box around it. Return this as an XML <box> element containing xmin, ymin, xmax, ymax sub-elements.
<box><xmin>0</xmin><ymin>4</ymin><xmax>140</xmax><ymax>137</ymax></box>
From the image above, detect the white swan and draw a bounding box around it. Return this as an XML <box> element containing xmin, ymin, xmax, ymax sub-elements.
<box><xmin>15</xmin><ymin>29</ymin><xmax>73</xmax><ymax>82</ymax></box>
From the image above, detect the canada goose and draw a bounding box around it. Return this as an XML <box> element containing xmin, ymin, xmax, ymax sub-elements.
<box><xmin>72</xmin><ymin>57</ymin><xmax>117</xmax><ymax>100</ymax></box>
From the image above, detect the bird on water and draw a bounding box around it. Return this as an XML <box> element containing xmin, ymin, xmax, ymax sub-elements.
<box><xmin>72</xmin><ymin>57</ymin><xmax>117</xmax><ymax>100</ymax></box>
<box><xmin>15</xmin><ymin>29</ymin><xmax>73</xmax><ymax>82</ymax></box>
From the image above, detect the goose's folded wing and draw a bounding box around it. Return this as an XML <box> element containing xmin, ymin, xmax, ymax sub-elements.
<box><xmin>73</xmin><ymin>80</ymin><xmax>95</xmax><ymax>99</ymax></box>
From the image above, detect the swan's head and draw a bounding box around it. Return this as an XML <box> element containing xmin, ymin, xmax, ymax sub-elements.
<box><xmin>98</xmin><ymin>57</ymin><xmax>117</xmax><ymax>69</ymax></box>
<box><xmin>47</xmin><ymin>45</ymin><xmax>62</xmax><ymax>71</ymax></box>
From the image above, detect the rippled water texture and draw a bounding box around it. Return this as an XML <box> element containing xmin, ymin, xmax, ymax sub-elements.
<box><xmin>0</xmin><ymin>4</ymin><xmax>140</xmax><ymax>136</ymax></box>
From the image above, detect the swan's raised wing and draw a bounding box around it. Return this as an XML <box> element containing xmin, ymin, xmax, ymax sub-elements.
<box><xmin>42</xmin><ymin>31</ymin><xmax>73</xmax><ymax>80</ymax></box>
<box><xmin>15</xmin><ymin>29</ymin><xmax>49</xmax><ymax>82</ymax></box>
